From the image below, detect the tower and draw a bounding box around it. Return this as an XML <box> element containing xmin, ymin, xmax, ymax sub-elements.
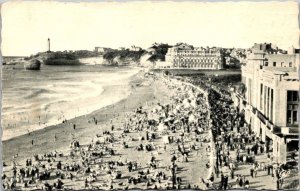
<box><xmin>48</xmin><ymin>38</ymin><xmax>51</xmax><ymax>52</ymax></box>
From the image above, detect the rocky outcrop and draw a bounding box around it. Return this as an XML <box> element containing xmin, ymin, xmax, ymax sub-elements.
<box><xmin>140</xmin><ymin>53</ymin><xmax>154</xmax><ymax>68</ymax></box>
<box><xmin>79</xmin><ymin>56</ymin><xmax>104</xmax><ymax>65</ymax></box>
<box><xmin>103</xmin><ymin>56</ymin><xmax>139</xmax><ymax>66</ymax></box>
<box><xmin>24</xmin><ymin>59</ymin><xmax>41</xmax><ymax>70</ymax></box>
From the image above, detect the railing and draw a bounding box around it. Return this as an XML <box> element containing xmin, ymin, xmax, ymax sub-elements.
<box><xmin>288</xmin><ymin>126</ymin><xmax>299</xmax><ymax>134</ymax></box>
<box><xmin>272</xmin><ymin>126</ymin><xmax>299</xmax><ymax>135</ymax></box>
<box><xmin>257</xmin><ymin>110</ymin><xmax>267</xmax><ymax>125</ymax></box>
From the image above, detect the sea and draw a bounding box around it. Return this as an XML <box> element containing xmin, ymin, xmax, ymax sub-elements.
<box><xmin>2</xmin><ymin>64</ymin><xmax>139</xmax><ymax>141</ymax></box>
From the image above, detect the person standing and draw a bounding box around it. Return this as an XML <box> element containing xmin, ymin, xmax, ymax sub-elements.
<box><xmin>276</xmin><ymin>178</ymin><xmax>280</xmax><ymax>190</ymax></box>
<box><xmin>254</xmin><ymin>165</ymin><xmax>258</xmax><ymax>177</ymax></box>
<box><xmin>244</xmin><ymin>178</ymin><xmax>249</xmax><ymax>189</ymax></box>
<box><xmin>224</xmin><ymin>175</ymin><xmax>228</xmax><ymax>190</ymax></box>
<box><xmin>220</xmin><ymin>172</ymin><xmax>224</xmax><ymax>189</ymax></box>
<box><xmin>231</xmin><ymin>168</ymin><xmax>235</xmax><ymax>179</ymax></box>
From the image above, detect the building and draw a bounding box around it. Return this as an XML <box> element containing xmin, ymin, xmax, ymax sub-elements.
<box><xmin>118</xmin><ymin>47</ymin><xmax>126</xmax><ymax>51</ymax></box>
<box><xmin>234</xmin><ymin>43</ymin><xmax>299</xmax><ymax>163</ymax></box>
<box><xmin>130</xmin><ymin>45</ymin><xmax>142</xmax><ymax>52</ymax></box>
<box><xmin>94</xmin><ymin>47</ymin><xmax>111</xmax><ymax>54</ymax></box>
<box><xmin>155</xmin><ymin>60</ymin><xmax>172</xmax><ymax>69</ymax></box>
<box><xmin>163</xmin><ymin>43</ymin><xmax>224</xmax><ymax>69</ymax></box>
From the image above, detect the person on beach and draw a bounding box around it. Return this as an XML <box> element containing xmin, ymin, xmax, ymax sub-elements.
<box><xmin>244</xmin><ymin>178</ymin><xmax>250</xmax><ymax>189</ymax></box>
<box><xmin>5</xmin><ymin>73</ymin><xmax>278</xmax><ymax>190</ymax></box>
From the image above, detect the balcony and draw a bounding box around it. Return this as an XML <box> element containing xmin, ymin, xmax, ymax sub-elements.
<box><xmin>288</xmin><ymin>126</ymin><xmax>299</xmax><ymax>134</ymax></box>
<box><xmin>273</xmin><ymin>126</ymin><xmax>281</xmax><ymax>134</ymax></box>
<box><xmin>257</xmin><ymin>111</ymin><xmax>267</xmax><ymax>125</ymax></box>
<box><xmin>272</xmin><ymin>126</ymin><xmax>299</xmax><ymax>135</ymax></box>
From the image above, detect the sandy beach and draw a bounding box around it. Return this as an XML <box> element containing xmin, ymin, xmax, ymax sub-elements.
<box><xmin>2</xmin><ymin>71</ymin><xmax>166</xmax><ymax>162</ymax></box>
<box><xmin>2</xmin><ymin>71</ymin><xmax>213</xmax><ymax>190</ymax></box>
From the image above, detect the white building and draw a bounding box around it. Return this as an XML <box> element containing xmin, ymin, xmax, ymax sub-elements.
<box><xmin>94</xmin><ymin>47</ymin><xmax>110</xmax><ymax>54</ymax></box>
<box><xmin>130</xmin><ymin>45</ymin><xmax>142</xmax><ymax>52</ymax></box>
<box><xmin>163</xmin><ymin>43</ymin><xmax>223</xmax><ymax>69</ymax></box>
<box><xmin>233</xmin><ymin>43</ymin><xmax>299</xmax><ymax>163</ymax></box>
<box><xmin>155</xmin><ymin>61</ymin><xmax>172</xmax><ymax>69</ymax></box>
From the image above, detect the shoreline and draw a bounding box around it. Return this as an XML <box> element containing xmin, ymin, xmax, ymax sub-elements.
<box><xmin>3</xmin><ymin>70</ymin><xmax>165</xmax><ymax>162</ymax></box>
<box><xmin>3</xmin><ymin>72</ymin><xmax>213</xmax><ymax>190</ymax></box>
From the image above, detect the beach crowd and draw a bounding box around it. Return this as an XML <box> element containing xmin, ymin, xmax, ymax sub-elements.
<box><xmin>2</xmin><ymin>71</ymin><xmax>296</xmax><ymax>190</ymax></box>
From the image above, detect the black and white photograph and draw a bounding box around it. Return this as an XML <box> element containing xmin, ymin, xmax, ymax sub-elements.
<box><xmin>1</xmin><ymin>1</ymin><xmax>299</xmax><ymax>190</ymax></box>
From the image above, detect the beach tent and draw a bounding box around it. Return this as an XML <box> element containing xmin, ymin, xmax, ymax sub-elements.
<box><xmin>173</xmin><ymin>108</ymin><xmax>179</xmax><ymax>115</ymax></box>
<box><xmin>183</xmin><ymin>99</ymin><xmax>191</xmax><ymax>108</ymax></box>
<box><xmin>190</xmin><ymin>100</ymin><xmax>196</xmax><ymax>108</ymax></box>
<box><xmin>162</xmin><ymin>135</ymin><xmax>169</xmax><ymax>144</ymax></box>
<box><xmin>175</xmin><ymin>104</ymin><xmax>182</xmax><ymax>111</ymax></box>
<box><xmin>188</xmin><ymin>114</ymin><xmax>197</xmax><ymax>123</ymax></box>
<box><xmin>157</xmin><ymin>123</ymin><xmax>168</xmax><ymax>131</ymax></box>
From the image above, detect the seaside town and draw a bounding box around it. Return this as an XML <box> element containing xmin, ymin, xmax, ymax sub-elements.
<box><xmin>2</xmin><ymin>1</ymin><xmax>299</xmax><ymax>191</ymax></box>
<box><xmin>2</xmin><ymin>41</ymin><xmax>299</xmax><ymax>190</ymax></box>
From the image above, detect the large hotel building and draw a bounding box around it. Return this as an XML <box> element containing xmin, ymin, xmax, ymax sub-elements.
<box><xmin>156</xmin><ymin>43</ymin><xmax>224</xmax><ymax>69</ymax></box>
<box><xmin>233</xmin><ymin>43</ymin><xmax>299</xmax><ymax>163</ymax></box>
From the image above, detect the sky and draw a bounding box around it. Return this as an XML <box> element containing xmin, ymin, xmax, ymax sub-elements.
<box><xmin>1</xmin><ymin>1</ymin><xmax>299</xmax><ymax>56</ymax></box>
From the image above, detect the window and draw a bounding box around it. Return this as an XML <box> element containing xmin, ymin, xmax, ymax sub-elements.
<box><xmin>260</xmin><ymin>84</ymin><xmax>263</xmax><ymax>110</ymax></box>
<box><xmin>270</xmin><ymin>89</ymin><xmax>273</xmax><ymax>121</ymax></box>
<box><xmin>281</xmin><ymin>62</ymin><xmax>284</xmax><ymax>67</ymax></box>
<box><xmin>273</xmin><ymin>62</ymin><xmax>276</xmax><ymax>67</ymax></box>
<box><xmin>289</xmin><ymin>62</ymin><xmax>292</xmax><ymax>67</ymax></box>
<box><xmin>264</xmin><ymin>86</ymin><xmax>267</xmax><ymax>114</ymax></box>
<box><xmin>287</xmin><ymin>91</ymin><xmax>299</xmax><ymax>102</ymax></box>
<box><xmin>265</xmin><ymin>62</ymin><xmax>268</xmax><ymax>66</ymax></box>
<box><xmin>287</xmin><ymin>91</ymin><xmax>299</xmax><ymax>125</ymax></box>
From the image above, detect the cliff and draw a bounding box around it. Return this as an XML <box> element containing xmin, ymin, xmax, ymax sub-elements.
<box><xmin>102</xmin><ymin>44</ymin><xmax>172</xmax><ymax>67</ymax></box>
<box><xmin>102</xmin><ymin>49</ymin><xmax>145</xmax><ymax>66</ymax></box>
<box><xmin>147</xmin><ymin>43</ymin><xmax>172</xmax><ymax>62</ymax></box>
<box><xmin>140</xmin><ymin>54</ymin><xmax>154</xmax><ymax>67</ymax></box>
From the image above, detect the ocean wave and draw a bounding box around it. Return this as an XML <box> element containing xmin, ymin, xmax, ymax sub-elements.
<box><xmin>2</xmin><ymin>67</ymin><xmax>139</xmax><ymax>141</ymax></box>
<box><xmin>24</xmin><ymin>88</ymin><xmax>53</xmax><ymax>99</ymax></box>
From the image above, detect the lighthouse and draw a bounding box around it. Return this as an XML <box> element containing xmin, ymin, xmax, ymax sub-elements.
<box><xmin>47</xmin><ymin>38</ymin><xmax>51</xmax><ymax>52</ymax></box>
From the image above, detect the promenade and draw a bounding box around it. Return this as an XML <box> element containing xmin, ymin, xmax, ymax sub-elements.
<box><xmin>188</xmin><ymin>74</ymin><xmax>298</xmax><ymax>190</ymax></box>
